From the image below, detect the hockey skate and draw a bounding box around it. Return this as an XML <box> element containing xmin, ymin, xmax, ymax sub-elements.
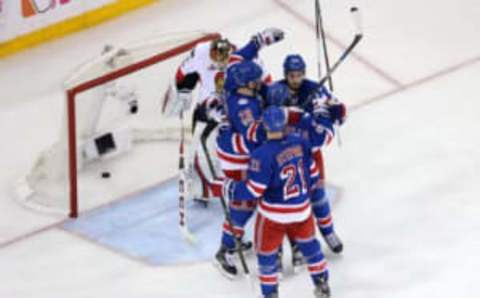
<box><xmin>314</xmin><ymin>278</ymin><xmax>331</xmax><ymax>298</ymax></box>
<box><xmin>323</xmin><ymin>232</ymin><xmax>343</xmax><ymax>254</ymax></box>
<box><xmin>264</xmin><ymin>292</ymin><xmax>279</xmax><ymax>298</ymax></box>
<box><xmin>214</xmin><ymin>245</ymin><xmax>237</xmax><ymax>279</ymax></box>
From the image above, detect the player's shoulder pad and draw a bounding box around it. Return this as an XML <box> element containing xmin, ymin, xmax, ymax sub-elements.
<box><xmin>191</xmin><ymin>41</ymin><xmax>211</xmax><ymax>58</ymax></box>
<box><xmin>288</xmin><ymin>133</ymin><xmax>311</xmax><ymax>150</ymax></box>
<box><xmin>303</xmin><ymin>78</ymin><xmax>322</xmax><ymax>89</ymax></box>
<box><xmin>249</xmin><ymin>145</ymin><xmax>271</xmax><ymax>171</ymax></box>
<box><xmin>251</xmin><ymin>142</ymin><xmax>272</xmax><ymax>158</ymax></box>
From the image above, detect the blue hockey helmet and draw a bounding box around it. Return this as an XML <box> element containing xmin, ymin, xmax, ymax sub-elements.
<box><xmin>224</xmin><ymin>60</ymin><xmax>263</xmax><ymax>91</ymax></box>
<box><xmin>262</xmin><ymin>106</ymin><xmax>287</xmax><ymax>133</ymax></box>
<box><xmin>283</xmin><ymin>54</ymin><xmax>306</xmax><ymax>74</ymax></box>
<box><xmin>266</xmin><ymin>82</ymin><xmax>290</xmax><ymax>106</ymax></box>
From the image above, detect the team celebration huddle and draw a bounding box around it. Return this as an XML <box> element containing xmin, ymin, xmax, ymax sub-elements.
<box><xmin>167</xmin><ymin>24</ymin><xmax>354</xmax><ymax>298</ymax></box>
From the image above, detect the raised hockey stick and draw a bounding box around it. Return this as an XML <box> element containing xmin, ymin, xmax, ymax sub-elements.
<box><xmin>315</xmin><ymin>0</ymin><xmax>345</xmax><ymax>146</ymax></box>
<box><xmin>315</xmin><ymin>0</ymin><xmax>334</xmax><ymax>91</ymax></box>
<box><xmin>200</xmin><ymin>130</ymin><xmax>253</xmax><ymax>284</ymax></box>
<box><xmin>302</xmin><ymin>6</ymin><xmax>363</xmax><ymax>110</ymax></box>
<box><xmin>178</xmin><ymin>110</ymin><xmax>197</xmax><ymax>244</ymax></box>
<box><xmin>321</xmin><ymin>7</ymin><xmax>363</xmax><ymax>86</ymax></box>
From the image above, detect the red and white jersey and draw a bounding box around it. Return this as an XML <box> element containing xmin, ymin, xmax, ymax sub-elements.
<box><xmin>176</xmin><ymin>41</ymin><xmax>272</xmax><ymax>106</ymax></box>
<box><xmin>176</xmin><ymin>42</ymin><xmax>221</xmax><ymax>104</ymax></box>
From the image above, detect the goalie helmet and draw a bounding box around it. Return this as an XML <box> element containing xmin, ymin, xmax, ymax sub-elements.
<box><xmin>210</xmin><ymin>38</ymin><xmax>233</xmax><ymax>66</ymax></box>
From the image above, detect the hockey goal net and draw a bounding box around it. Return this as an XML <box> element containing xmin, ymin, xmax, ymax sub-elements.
<box><xmin>16</xmin><ymin>31</ymin><xmax>221</xmax><ymax>218</ymax></box>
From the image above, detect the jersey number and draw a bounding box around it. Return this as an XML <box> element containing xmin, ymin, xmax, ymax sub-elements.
<box><xmin>280</xmin><ymin>160</ymin><xmax>307</xmax><ymax>200</ymax></box>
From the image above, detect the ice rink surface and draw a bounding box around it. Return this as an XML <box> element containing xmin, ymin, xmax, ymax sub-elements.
<box><xmin>1</xmin><ymin>0</ymin><xmax>480</xmax><ymax>297</ymax></box>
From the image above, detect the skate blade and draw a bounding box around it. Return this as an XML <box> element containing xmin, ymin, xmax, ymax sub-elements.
<box><xmin>212</xmin><ymin>259</ymin><xmax>238</xmax><ymax>281</ymax></box>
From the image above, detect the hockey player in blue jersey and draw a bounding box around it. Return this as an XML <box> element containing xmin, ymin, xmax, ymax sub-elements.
<box><xmin>172</xmin><ymin>29</ymin><xmax>283</xmax><ymax>204</ymax></box>
<box><xmin>270</xmin><ymin>55</ymin><xmax>345</xmax><ymax>254</ymax></box>
<box><xmin>243</xmin><ymin>82</ymin><xmax>340</xmax><ymax>271</ymax></box>
<box><xmin>218</xmin><ymin>106</ymin><xmax>332</xmax><ymax>298</ymax></box>
<box><xmin>213</xmin><ymin>60</ymin><xmax>265</xmax><ymax>277</ymax></box>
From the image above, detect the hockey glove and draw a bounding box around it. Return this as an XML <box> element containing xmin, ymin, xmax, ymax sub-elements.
<box><xmin>328</xmin><ymin>102</ymin><xmax>347</xmax><ymax>125</ymax></box>
<box><xmin>206</xmin><ymin>98</ymin><xmax>226</xmax><ymax>123</ymax></box>
<box><xmin>208</xmin><ymin>106</ymin><xmax>226</xmax><ymax>123</ymax></box>
<box><xmin>312</xmin><ymin>97</ymin><xmax>330</xmax><ymax>119</ymax></box>
<box><xmin>253</xmin><ymin>28</ymin><xmax>285</xmax><ymax>48</ymax></box>
<box><xmin>284</xmin><ymin>106</ymin><xmax>304</xmax><ymax>125</ymax></box>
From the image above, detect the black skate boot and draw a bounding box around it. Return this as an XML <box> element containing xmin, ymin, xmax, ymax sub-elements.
<box><xmin>291</xmin><ymin>243</ymin><xmax>305</xmax><ymax>272</ymax></box>
<box><xmin>323</xmin><ymin>232</ymin><xmax>343</xmax><ymax>254</ymax></box>
<box><xmin>314</xmin><ymin>278</ymin><xmax>331</xmax><ymax>298</ymax></box>
<box><xmin>214</xmin><ymin>245</ymin><xmax>237</xmax><ymax>279</ymax></box>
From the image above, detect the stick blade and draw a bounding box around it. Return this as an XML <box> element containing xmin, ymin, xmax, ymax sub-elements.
<box><xmin>180</xmin><ymin>226</ymin><xmax>197</xmax><ymax>245</ymax></box>
<box><xmin>350</xmin><ymin>6</ymin><xmax>363</xmax><ymax>36</ymax></box>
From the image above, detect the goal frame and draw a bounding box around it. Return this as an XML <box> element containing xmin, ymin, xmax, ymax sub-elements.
<box><xmin>66</xmin><ymin>32</ymin><xmax>221</xmax><ymax>218</ymax></box>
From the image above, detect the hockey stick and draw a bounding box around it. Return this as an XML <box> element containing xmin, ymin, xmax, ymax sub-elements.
<box><xmin>302</xmin><ymin>6</ymin><xmax>363</xmax><ymax>110</ymax></box>
<box><xmin>315</xmin><ymin>0</ymin><xmax>344</xmax><ymax>145</ymax></box>
<box><xmin>178</xmin><ymin>110</ymin><xmax>197</xmax><ymax>244</ymax></box>
<box><xmin>315</xmin><ymin>0</ymin><xmax>334</xmax><ymax>91</ymax></box>
<box><xmin>200</xmin><ymin>130</ymin><xmax>253</xmax><ymax>284</ymax></box>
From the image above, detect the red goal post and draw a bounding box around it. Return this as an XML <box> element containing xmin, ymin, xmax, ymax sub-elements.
<box><xmin>64</xmin><ymin>32</ymin><xmax>220</xmax><ymax>217</ymax></box>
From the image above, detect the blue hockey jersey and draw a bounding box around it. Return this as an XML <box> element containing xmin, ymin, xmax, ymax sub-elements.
<box><xmin>216</xmin><ymin>91</ymin><xmax>263</xmax><ymax>171</ymax></box>
<box><xmin>242</xmin><ymin>109</ymin><xmax>334</xmax><ymax>154</ymax></box>
<box><xmin>231</xmin><ymin>134</ymin><xmax>323</xmax><ymax>223</ymax></box>
<box><xmin>273</xmin><ymin>79</ymin><xmax>334</xmax><ymax>113</ymax></box>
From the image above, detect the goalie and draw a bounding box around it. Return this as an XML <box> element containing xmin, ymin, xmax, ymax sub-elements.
<box><xmin>163</xmin><ymin>28</ymin><xmax>285</xmax><ymax>203</ymax></box>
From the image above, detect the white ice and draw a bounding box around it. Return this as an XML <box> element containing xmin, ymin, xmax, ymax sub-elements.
<box><xmin>1</xmin><ymin>0</ymin><xmax>480</xmax><ymax>297</ymax></box>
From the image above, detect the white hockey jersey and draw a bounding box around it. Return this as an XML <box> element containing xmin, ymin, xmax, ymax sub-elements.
<box><xmin>175</xmin><ymin>40</ymin><xmax>271</xmax><ymax>106</ymax></box>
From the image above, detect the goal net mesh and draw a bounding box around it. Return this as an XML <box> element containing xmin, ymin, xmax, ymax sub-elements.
<box><xmin>15</xmin><ymin>31</ymin><xmax>220</xmax><ymax>217</ymax></box>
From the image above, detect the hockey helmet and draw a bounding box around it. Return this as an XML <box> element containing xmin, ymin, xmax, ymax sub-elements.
<box><xmin>266</xmin><ymin>82</ymin><xmax>290</xmax><ymax>106</ymax></box>
<box><xmin>262</xmin><ymin>106</ymin><xmax>287</xmax><ymax>133</ymax></box>
<box><xmin>283</xmin><ymin>54</ymin><xmax>306</xmax><ymax>74</ymax></box>
<box><xmin>224</xmin><ymin>60</ymin><xmax>263</xmax><ymax>91</ymax></box>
